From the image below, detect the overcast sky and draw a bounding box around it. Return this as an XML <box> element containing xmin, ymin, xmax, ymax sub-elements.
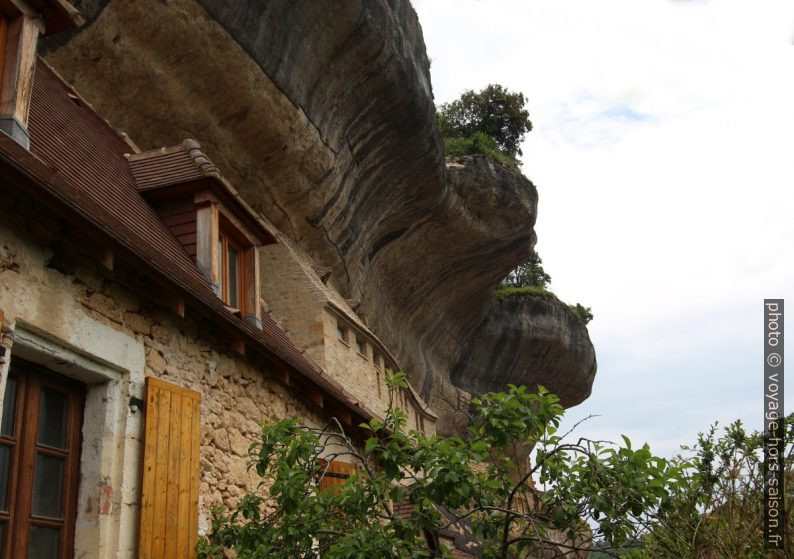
<box><xmin>413</xmin><ymin>0</ymin><xmax>793</xmax><ymax>457</ymax></box>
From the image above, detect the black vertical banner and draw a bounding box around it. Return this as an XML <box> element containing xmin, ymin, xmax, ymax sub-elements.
<box><xmin>764</xmin><ymin>299</ymin><xmax>784</xmax><ymax>550</ymax></box>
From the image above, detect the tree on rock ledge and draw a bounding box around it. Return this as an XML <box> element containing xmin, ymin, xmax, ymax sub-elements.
<box><xmin>438</xmin><ymin>84</ymin><xmax>532</xmax><ymax>158</ymax></box>
<box><xmin>198</xmin><ymin>374</ymin><xmax>682</xmax><ymax>558</ymax></box>
<box><xmin>503</xmin><ymin>250</ymin><xmax>551</xmax><ymax>289</ymax></box>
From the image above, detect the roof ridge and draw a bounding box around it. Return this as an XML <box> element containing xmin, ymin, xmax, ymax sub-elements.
<box><xmin>182</xmin><ymin>139</ymin><xmax>220</xmax><ymax>178</ymax></box>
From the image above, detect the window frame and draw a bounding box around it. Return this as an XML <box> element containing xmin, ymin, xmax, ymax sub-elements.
<box><xmin>355</xmin><ymin>337</ymin><xmax>366</xmax><ymax>357</ymax></box>
<box><xmin>0</xmin><ymin>359</ymin><xmax>84</xmax><ymax>559</ymax></box>
<box><xmin>195</xmin><ymin>199</ymin><xmax>262</xmax><ymax>327</ymax></box>
<box><xmin>217</xmin><ymin>227</ymin><xmax>244</xmax><ymax>312</ymax></box>
<box><xmin>336</xmin><ymin>321</ymin><xmax>349</xmax><ymax>346</ymax></box>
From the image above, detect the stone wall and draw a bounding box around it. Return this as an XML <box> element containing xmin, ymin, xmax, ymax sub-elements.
<box><xmin>0</xmin><ymin>193</ymin><xmax>329</xmax><ymax>557</ymax></box>
<box><xmin>259</xmin><ymin>241</ymin><xmax>329</xmax><ymax>368</ymax></box>
<box><xmin>260</xmin><ymin>240</ymin><xmax>437</xmax><ymax>433</ymax></box>
<box><xmin>323</xmin><ymin>307</ymin><xmax>385</xmax><ymax>418</ymax></box>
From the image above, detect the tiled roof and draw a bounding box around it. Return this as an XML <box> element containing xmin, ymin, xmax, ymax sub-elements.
<box><xmin>3</xmin><ymin>59</ymin><xmax>378</xmax><ymax>423</ymax></box>
<box><xmin>127</xmin><ymin>140</ymin><xmax>220</xmax><ymax>191</ymax></box>
<box><xmin>127</xmin><ymin>138</ymin><xmax>277</xmax><ymax>244</ymax></box>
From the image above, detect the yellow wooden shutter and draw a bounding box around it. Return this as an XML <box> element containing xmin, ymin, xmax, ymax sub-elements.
<box><xmin>139</xmin><ymin>377</ymin><xmax>201</xmax><ymax>559</ymax></box>
<box><xmin>318</xmin><ymin>460</ymin><xmax>357</xmax><ymax>493</ymax></box>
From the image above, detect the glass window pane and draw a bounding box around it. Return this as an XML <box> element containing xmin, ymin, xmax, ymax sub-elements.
<box><xmin>28</xmin><ymin>525</ymin><xmax>60</xmax><ymax>559</ymax></box>
<box><xmin>227</xmin><ymin>244</ymin><xmax>239</xmax><ymax>308</ymax></box>
<box><xmin>1</xmin><ymin>375</ymin><xmax>17</xmax><ymax>437</ymax></box>
<box><xmin>0</xmin><ymin>444</ymin><xmax>10</xmax><ymax>511</ymax></box>
<box><xmin>37</xmin><ymin>387</ymin><xmax>68</xmax><ymax>449</ymax></box>
<box><xmin>32</xmin><ymin>454</ymin><xmax>64</xmax><ymax>519</ymax></box>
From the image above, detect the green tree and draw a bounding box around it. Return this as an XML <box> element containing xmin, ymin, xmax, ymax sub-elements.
<box><xmin>626</xmin><ymin>416</ymin><xmax>793</xmax><ymax>558</ymax></box>
<box><xmin>199</xmin><ymin>375</ymin><xmax>682</xmax><ymax>558</ymax></box>
<box><xmin>438</xmin><ymin>84</ymin><xmax>532</xmax><ymax>157</ymax></box>
<box><xmin>504</xmin><ymin>251</ymin><xmax>551</xmax><ymax>289</ymax></box>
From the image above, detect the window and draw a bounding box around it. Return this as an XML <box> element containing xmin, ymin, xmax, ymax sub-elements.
<box><xmin>216</xmin><ymin>229</ymin><xmax>243</xmax><ymax>310</ymax></box>
<box><xmin>373</xmin><ymin>353</ymin><xmax>382</xmax><ymax>370</ymax></box>
<box><xmin>194</xmin><ymin>201</ymin><xmax>262</xmax><ymax>327</ymax></box>
<box><xmin>355</xmin><ymin>338</ymin><xmax>365</xmax><ymax>356</ymax></box>
<box><xmin>0</xmin><ymin>359</ymin><xmax>84</xmax><ymax>559</ymax></box>
<box><xmin>336</xmin><ymin>323</ymin><xmax>347</xmax><ymax>344</ymax></box>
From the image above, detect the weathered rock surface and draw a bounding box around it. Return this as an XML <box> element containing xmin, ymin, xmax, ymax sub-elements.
<box><xmin>452</xmin><ymin>295</ymin><xmax>596</xmax><ymax>407</ymax></box>
<box><xmin>41</xmin><ymin>0</ymin><xmax>596</xmax><ymax>432</ymax></box>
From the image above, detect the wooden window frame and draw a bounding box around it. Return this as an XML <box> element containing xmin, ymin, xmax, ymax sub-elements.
<box><xmin>217</xmin><ymin>228</ymin><xmax>244</xmax><ymax>313</ymax></box>
<box><xmin>196</xmin><ymin>200</ymin><xmax>261</xmax><ymax>326</ymax></box>
<box><xmin>0</xmin><ymin>8</ymin><xmax>44</xmax><ymax>149</ymax></box>
<box><xmin>0</xmin><ymin>359</ymin><xmax>84</xmax><ymax>559</ymax></box>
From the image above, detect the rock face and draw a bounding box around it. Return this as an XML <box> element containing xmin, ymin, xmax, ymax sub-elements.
<box><xmin>41</xmin><ymin>0</ymin><xmax>596</xmax><ymax>432</ymax></box>
<box><xmin>452</xmin><ymin>295</ymin><xmax>597</xmax><ymax>407</ymax></box>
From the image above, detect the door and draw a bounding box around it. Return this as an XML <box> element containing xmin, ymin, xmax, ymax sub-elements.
<box><xmin>0</xmin><ymin>359</ymin><xmax>84</xmax><ymax>559</ymax></box>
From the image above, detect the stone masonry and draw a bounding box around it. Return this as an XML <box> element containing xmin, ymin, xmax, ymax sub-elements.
<box><xmin>0</xmin><ymin>193</ymin><xmax>328</xmax><ymax>557</ymax></box>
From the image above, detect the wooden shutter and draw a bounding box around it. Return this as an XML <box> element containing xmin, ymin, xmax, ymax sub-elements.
<box><xmin>138</xmin><ymin>377</ymin><xmax>201</xmax><ymax>559</ymax></box>
<box><xmin>318</xmin><ymin>460</ymin><xmax>357</xmax><ymax>493</ymax></box>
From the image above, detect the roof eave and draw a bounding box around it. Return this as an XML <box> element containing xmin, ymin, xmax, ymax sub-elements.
<box><xmin>29</xmin><ymin>0</ymin><xmax>84</xmax><ymax>35</ymax></box>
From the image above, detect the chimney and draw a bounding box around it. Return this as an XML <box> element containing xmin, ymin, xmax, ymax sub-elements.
<box><xmin>0</xmin><ymin>1</ymin><xmax>82</xmax><ymax>148</ymax></box>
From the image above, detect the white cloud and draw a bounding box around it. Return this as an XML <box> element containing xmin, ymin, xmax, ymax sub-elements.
<box><xmin>414</xmin><ymin>0</ymin><xmax>794</xmax><ymax>456</ymax></box>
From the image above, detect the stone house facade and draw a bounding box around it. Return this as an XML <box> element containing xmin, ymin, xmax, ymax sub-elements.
<box><xmin>260</xmin><ymin>240</ymin><xmax>438</xmax><ymax>434</ymax></box>
<box><xmin>0</xmin><ymin>2</ymin><xmax>439</xmax><ymax>557</ymax></box>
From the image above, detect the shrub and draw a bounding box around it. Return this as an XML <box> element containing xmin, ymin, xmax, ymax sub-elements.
<box><xmin>492</xmin><ymin>285</ymin><xmax>558</xmax><ymax>301</ymax></box>
<box><xmin>198</xmin><ymin>378</ymin><xmax>682</xmax><ymax>558</ymax></box>
<box><xmin>625</xmin><ymin>416</ymin><xmax>793</xmax><ymax>558</ymax></box>
<box><xmin>442</xmin><ymin>131</ymin><xmax>519</xmax><ymax>168</ymax></box>
<box><xmin>568</xmin><ymin>303</ymin><xmax>594</xmax><ymax>325</ymax></box>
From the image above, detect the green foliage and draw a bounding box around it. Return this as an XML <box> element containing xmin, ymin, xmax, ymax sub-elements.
<box><xmin>568</xmin><ymin>303</ymin><xmax>594</xmax><ymax>325</ymax></box>
<box><xmin>498</xmin><ymin>252</ymin><xmax>594</xmax><ymax>325</ymax></box>
<box><xmin>492</xmin><ymin>285</ymin><xmax>558</xmax><ymax>301</ymax></box>
<box><xmin>503</xmin><ymin>251</ymin><xmax>551</xmax><ymax>289</ymax></box>
<box><xmin>442</xmin><ymin>132</ymin><xmax>519</xmax><ymax>167</ymax></box>
<box><xmin>438</xmin><ymin>84</ymin><xmax>532</xmax><ymax>157</ymax></box>
<box><xmin>198</xmin><ymin>375</ymin><xmax>683</xmax><ymax>558</ymax></box>
<box><xmin>624</xmin><ymin>416</ymin><xmax>793</xmax><ymax>558</ymax></box>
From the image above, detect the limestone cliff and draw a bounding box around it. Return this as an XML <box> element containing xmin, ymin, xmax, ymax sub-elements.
<box><xmin>452</xmin><ymin>295</ymin><xmax>596</xmax><ymax>407</ymax></box>
<box><xmin>41</xmin><ymin>0</ymin><xmax>596</xmax><ymax>432</ymax></box>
